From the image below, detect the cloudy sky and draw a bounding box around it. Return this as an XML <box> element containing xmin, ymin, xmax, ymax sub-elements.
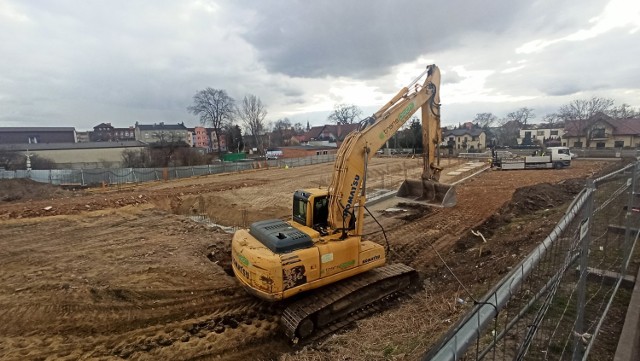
<box><xmin>1</xmin><ymin>0</ymin><xmax>639</xmax><ymax>131</ymax></box>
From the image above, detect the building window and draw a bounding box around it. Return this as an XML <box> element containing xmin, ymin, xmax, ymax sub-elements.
<box><xmin>591</xmin><ymin>128</ymin><xmax>606</xmax><ymax>138</ymax></box>
<box><xmin>537</xmin><ymin>130</ymin><xmax>545</xmax><ymax>136</ymax></box>
<box><xmin>574</xmin><ymin>141</ymin><xmax>582</xmax><ymax>148</ymax></box>
<box><xmin>596</xmin><ymin>142</ymin><xmax>606</xmax><ymax>149</ymax></box>
<box><xmin>550</xmin><ymin>130</ymin><xmax>558</xmax><ymax>135</ymax></box>
<box><xmin>614</xmin><ymin>140</ymin><xmax>624</xmax><ymax>148</ymax></box>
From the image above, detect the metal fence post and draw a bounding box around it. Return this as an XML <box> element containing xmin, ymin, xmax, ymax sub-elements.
<box><xmin>572</xmin><ymin>180</ymin><xmax>595</xmax><ymax>361</ymax></box>
<box><xmin>623</xmin><ymin>162</ymin><xmax>639</xmax><ymax>272</ymax></box>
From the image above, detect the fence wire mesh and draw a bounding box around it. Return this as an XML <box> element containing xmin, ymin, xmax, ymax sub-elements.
<box><xmin>0</xmin><ymin>155</ymin><xmax>338</xmax><ymax>186</ymax></box>
<box><xmin>425</xmin><ymin>161</ymin><xmax>640</xmax><ymax>361</ymax></box>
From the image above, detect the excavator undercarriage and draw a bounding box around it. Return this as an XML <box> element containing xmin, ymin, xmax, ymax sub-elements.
<box><xmin>281</xmin><ymin>263</ymin><xmax>419</xmax><ymax>341</ymax></box>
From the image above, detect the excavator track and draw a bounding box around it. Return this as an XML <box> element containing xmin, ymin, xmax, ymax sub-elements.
<box><xmin>280</xmin><ymin>263</ymin><xmax>419</xmax><ymax>341</ymax></box>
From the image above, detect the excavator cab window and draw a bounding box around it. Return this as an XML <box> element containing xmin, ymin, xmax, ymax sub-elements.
<box><xmin>292</xmin><ymin>195</ymin><xmax>308</xmax><ymax>226</ymax></box>
<box><xmin>312</xmin><ymin>196</ymin><xmax>329</xmax><ymax>229</ymax></box>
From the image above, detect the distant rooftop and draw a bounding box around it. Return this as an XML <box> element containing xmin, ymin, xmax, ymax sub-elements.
<box><xmin>137</xmin><ymin>122</ymin><xmax>187</xmax><ymax>131</ymax></box>
<box><xmin>443</xmin><ymin>128</ymin><xmax>484</xmax><ymax>137</ymax></box>
<box><xmin>0</xmin><ymin>127</ymin><xmax>76</xmax><ymax>132</ymax></box>
<box><xmin>281</xmin><ymin>145</ymin><xmax>337</xmax><ymax>150</ymax></box>
<box><xmin>0</xmin><ymin>141</ymin><xmax>147</xmax><ymax>151</ymax></box>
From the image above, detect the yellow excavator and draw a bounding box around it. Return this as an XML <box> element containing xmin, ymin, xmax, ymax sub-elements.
<box><xmin>231</xmin><ymin>64</ymin><xmax>456</xmax><ymax>340</ymax></box>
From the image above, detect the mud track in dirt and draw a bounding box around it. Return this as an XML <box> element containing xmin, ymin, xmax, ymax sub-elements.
<box><xmin>0</xmin><ymin>158</ymin><xmax>617</xmax><ymax>360</ymax></box>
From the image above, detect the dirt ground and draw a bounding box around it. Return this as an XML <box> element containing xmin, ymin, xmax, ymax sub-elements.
<box><xmin>0</xmin><ymin>157</ymin><xmax>619</xmax><ymax>360</ymax></box>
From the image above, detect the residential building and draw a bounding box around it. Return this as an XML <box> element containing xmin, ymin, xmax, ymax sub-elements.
<box><xmin>0</xmin><ymin>127</ymin><xmax>77</xmax><ymax>144</ymax></box>
<box><xmin>208</xmin><ymin>129</ymin><xmax>227</xmax><ymax>152</ymax></box>
<box><xmin>280</xmin><ymin>145</ymin><xmax>338</xmax><ymax>158</ymax></box>
<box><xmin>189</xmin><ymin>126</ymin><xmax>210</xmax><ymax>149</ymax></box>
<box><xmin>518</xmin><ymin>124</ymin><xmax>565</xmax><ymax>147</ymax></box>
<box><xmin>90</xmin><ymin>123</ymin><xmax>136</xmax><ymax>142</ymax></box>
<box><xmin>301</xmin><ymin>124</ymin><xmax>360</xmax><ymax>147</ymax></box>
<box><xmin>442</xmin><ymin>128</ymin><xmax>487</xmax><ymax>152</ymax></box>
<box><xmin>76</xmin><ymin>131</ymin><xmax>90</xmax><ymax>143</ymax></box>
<box><xmin>564</xmin><ymin>113</ymin><xmax>640</xmax><ymax>148</ymax></box>
<box><xmin>135</xmin><ymin>122</ymin><xmax>190</xmax><ymax>145</ymax></box>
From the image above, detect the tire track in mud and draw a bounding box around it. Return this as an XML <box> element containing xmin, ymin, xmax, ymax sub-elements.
<box><xmin>0</xmin><ymin>206</ymin><xmax>287</xmax><ymax>360</ymax></box>
<box><xmin>0</xmin><ymin>285</ymin><xmax>285</xmax><ymax>360</ymax></box>
<box><xmin>0</xmin><ymin>286</ymin><xmax>252</xmax><ymax>334</ymax></box>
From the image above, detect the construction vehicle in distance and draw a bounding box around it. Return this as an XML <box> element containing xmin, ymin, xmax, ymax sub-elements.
<box><xmin>231</xmin><ymin>65</ymin><xmax>456</xmax><ymax>340</ymax></box>
<box><xmin>492</xmin><ymin>146</ymin><xmax>572</xmax><ymax>170</ymax></box>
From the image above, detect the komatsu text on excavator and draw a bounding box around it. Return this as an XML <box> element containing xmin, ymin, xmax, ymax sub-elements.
<box><xmin>231</xmin><ymin>65</ymin><xmax>456</xmax><ymax>340</ymax></box>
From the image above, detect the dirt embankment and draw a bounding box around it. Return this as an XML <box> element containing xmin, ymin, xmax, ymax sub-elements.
<box><xmin>0</xmin><ymin>179</ymin><xmax>79</xmax><ymax>202</ymax></box>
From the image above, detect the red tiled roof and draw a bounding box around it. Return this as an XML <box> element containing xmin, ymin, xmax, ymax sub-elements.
<box><xmin>565</xmin><ymin>114</ymin><xmax>640</xmax><ymax>137</ymax></box>
<box><xmin>302</xmin><ymin>123</ymin><xmax>360</xmax><ymax>142</ymax></box>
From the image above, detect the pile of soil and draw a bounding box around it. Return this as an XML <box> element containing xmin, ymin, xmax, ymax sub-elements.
<box><xmin>504</xmin><ymin>178</ymin><xmax>585</xmax><ymax>215</ymax></box>
<box><xmin>0</xmin><ymin>179</ymin><xmax>79</xmax><ymax>202</ymax></box>
<box><xmin>454</xmin><ymin>178</ymin><xmax>584</xmax><ymax>253</ymax></box>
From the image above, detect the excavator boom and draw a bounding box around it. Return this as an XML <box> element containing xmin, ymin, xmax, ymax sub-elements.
<box><xmin>328</xmin><ymin>64</ymin><xmax>455</xmax><ymax>233</ymax></box>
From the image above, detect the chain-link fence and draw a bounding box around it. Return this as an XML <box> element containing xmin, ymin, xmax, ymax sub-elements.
<box><xmin>0</xmin><ymin>154</ymin><xmax>337</xmax><ymax>186</ymax></box>
<box><xmin>424</xmin><ymin>161</ymin><xmax>640</xmax><ymax>361</ymax></box>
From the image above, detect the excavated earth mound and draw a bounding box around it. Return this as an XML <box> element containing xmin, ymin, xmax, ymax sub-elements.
<box><xmin>0</xmin><ymin>179</ymin><xmax>78</xmax><ymax>202</ymax></box>
<box><xmin>454</xmin><ymin>178</ymin><xmax>584</xmax><ymax>254</ymax></box>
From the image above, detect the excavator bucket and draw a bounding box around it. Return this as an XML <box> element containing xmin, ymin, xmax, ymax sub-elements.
<box><xmin>396</xmin><ymin>179</ymin><xmax>457</xmax><ymax>207</ymax></box>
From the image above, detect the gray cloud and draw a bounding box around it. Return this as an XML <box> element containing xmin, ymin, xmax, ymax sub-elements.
<box><xmin>239</xmin><ymin>0</ymin><xmax>521</xmax><ymax>78</ymax></box>
<box><xmin>0</xmin><ymin>0</ymin><xmax>636</xmax><ymax>130</ymax></box>
<box><xmin>236</xmin><ymin>0</ymin><xmax>604</xmax><ymax>79</ymax></box>
<box><xmin>487</xmin><ymin>28</ymin><xmax>640</xmax><ymax>98</ymax></box>
<box><xmin>443</xmin><ymin>70</ymin><xmax>465</xmax><ymax>85</ymax></box>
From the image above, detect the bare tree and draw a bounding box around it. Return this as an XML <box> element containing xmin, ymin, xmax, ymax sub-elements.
<box><xmin>542</xmin><ymin>113</ymin><xmax>562</xmax><ymax>126</ymax></box>
<box><xmin>473</xmin><ymin>112</ymin><xmax>498</xmax><ymax>129</ymax></box>
<box><xmin>557</xmin><ymin>97</ymin><xmax>614</xmax><ymax>123</ymax></box>
<box><xmin>506</xmin><ymin>107</ymin><xmax>535</xmax><ymax>126</ymax></box>
<box><xmin>328</xmin><ymin>104</ymin><xmax>362</xmax><ymax>125</ymax></box>
<box><xmin>558</xmin><ymin>97</ymin><xmax>614</xmax><ymax>147</ymax></box>
<box><xmin>293</xmin><ymin>122</ymin><xmax>305</xmax><ymax>134</ymax></box>
<box><xmin>121</xmin><ymin>149</ymin><xmax>142</xmax><ymax>168</ymax></box>
<box><xmin>188</xmin><ymin>88</ymin><xmax>236</xmax><ymax>156</ymax></box>
<box><xmin>237</xmin><ymin>94</ymin><xmax>267</xmax><ymax>154</ymax></box>
<box><xmin>0</xmin><ymin>149</ymin><xmax>56</xmax><ymax>170</ymax></box>
<box><xmin>608</xmin><ymin>103</ymin><xmax>640</xmax><ymax>119</ymax></box>
<box><xmin>496</xmin><ymin>117</ymin><xmax>520</xmax><ymax>146</ymax></box>
<box><xmin>271</xmin><ymin>118</ymin><xmax>292</xmax><ymax>146</ymax></box>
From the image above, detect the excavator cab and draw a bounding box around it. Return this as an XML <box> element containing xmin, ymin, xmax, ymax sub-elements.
<box><xmin>293</xmin><ymin>189</ymin><xmax>330</xmax><ymax>233</ymax></box>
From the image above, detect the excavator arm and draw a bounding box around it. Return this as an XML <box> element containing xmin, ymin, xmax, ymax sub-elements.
<box><xmin>327</xmin><ymin>64</ymin><xmax>453</xmax><ymax>235</ymax></box>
